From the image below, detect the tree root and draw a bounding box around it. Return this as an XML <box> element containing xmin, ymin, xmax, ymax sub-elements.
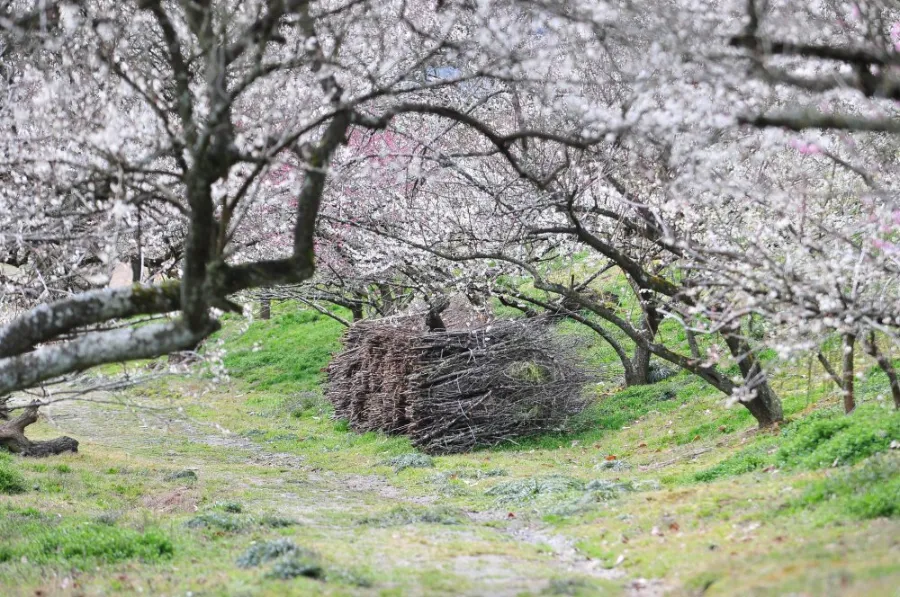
<box><xmin>0</xmin><ymin>405</ymin><xmax>78</xmax><ymax>457</ymax></box>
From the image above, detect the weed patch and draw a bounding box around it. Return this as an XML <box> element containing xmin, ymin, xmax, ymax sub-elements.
<box><xmin>212</xmin><ymin>500</ymin><xmax>242</xmax><ymax>513</ymax></box>
<box><xmin>486</xmin><ymin>475</ymin><xmax>584</xmax><ymax>503</ymax></box>
<box><xmin>165</xmin><ymin>469</ymin><xmax>198</xmax><ymax>482</ymax></box>
<box><xmin>693</xmin><ymin>443</ymin><xmax>774</xmax><ymax>482</ymax></box>
<box><xmin>795</xmin><ymin>454</ymin><xmax>900</xmax><ymax>519</ymax></box>
<box><xmin>0</xmin><ymin>520</ymin><xmax>173</xmax><ymax>566</ymax></box>
<box><xmin>0</xmin><ymin>455</ymin><xmax>26</xmax><ymax>494</ymax></box>
<box><xmin>267</xmin><ymin>554</ymin><xmax>324</xmax><ymax>580</ymax></box>
<box><xmin>776</xmin><ymin>405</ymin><xmax>900</xmax><ymax>469</ymax></box>
<box><xmin>694</xmin><ymin>404</ymin><xmax>899</xmax><ymax>482</ymax></box>
<box><xmin>385</xmin><ymin>453</ymin><xmax>434</xmax><ymax>472</ymax></box>
<box><xmin>359</xmin><ymin>505</ymin><xmax>466</xmax><ymax>526</ymax></box>
<box><xmin>258</xmin><ymin>515</ymin><xmax>299</xmax><ymax>528</ymax></box>
<box><xmin>185</xmin><ymin>512</ymin><xmax>243</xmax><ymax>532</ymax></box>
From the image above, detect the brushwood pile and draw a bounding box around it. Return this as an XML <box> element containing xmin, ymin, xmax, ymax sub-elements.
<box><xmin>325</xmin><ymin>315</ymin><xmax>590</xmax><ymax>454</ymax></box>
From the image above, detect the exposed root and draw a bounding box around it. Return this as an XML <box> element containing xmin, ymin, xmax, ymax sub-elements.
<box><xmin>0</xmin><ymin>405</ymin><xmax>79</xmax><ymax>457</ymax></box>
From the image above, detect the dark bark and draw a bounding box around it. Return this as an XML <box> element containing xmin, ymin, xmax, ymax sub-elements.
<box><xmin>0</xmin><ymin>406</ymin><xmax>78</xmax><ymax>457</ymax></box>
<box><xmin>351</xmin><ymin>304</ymin><xmax>364</xmax><ymax>321</ymax></box>
<box><xmin>722</xmin><ymin>329</ymin><xmax>783</xmax><ymax>427</ymax></box>
<box><xmin>425</xmin><ymin>297</ymin><xmax>450</xmax><ymax>331</ymax></box>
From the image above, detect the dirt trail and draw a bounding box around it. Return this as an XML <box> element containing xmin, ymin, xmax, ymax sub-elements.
<box><xmin>42</xmin><ymin>395</ymin><xmax>661</xmax><ymax>596</ymax></box>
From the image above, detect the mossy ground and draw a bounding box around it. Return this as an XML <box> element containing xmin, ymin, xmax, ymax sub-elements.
<box><xmin>1</xmin><ymin>302</ymin><xmax>898</xmax><ymax>595</ymax></box>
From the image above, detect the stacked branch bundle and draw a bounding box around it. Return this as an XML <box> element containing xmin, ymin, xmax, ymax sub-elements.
<box><xmin>326</xmin><ymin>315</ymin><xmax>590</xmax><ymax>454</ymax></box>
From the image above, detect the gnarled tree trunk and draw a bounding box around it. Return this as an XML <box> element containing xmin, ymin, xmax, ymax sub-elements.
<box><xmin>0</xmin><ymin>406</ymin><xmax>78</xmax><ymax>457</ymax></box>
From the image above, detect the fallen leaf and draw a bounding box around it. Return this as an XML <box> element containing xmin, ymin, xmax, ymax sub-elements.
<box><xmin>605</xmin><ymin>455</ymin><xmax>617</xmax><ymax>461</ymax></box>
<box><xmin>638</xmin><ymin>442</ymin><xmax>648</xmax><ymax>448</ymax></box>
<box><xmin>692</xmin><ymin>434</ymin><xmax>701</xmax><ymax>442</ymax></box>
<box><xmin>668</xmin><ymin>522</ymin><xmax>680</xmax><ymax>532</ymax></box>
<box><xmin>718</xmin><ymin>425</ymin><xmax>727</xmax><ymax>432</ymax></box>
<box><xmin>762</xmin><ymin>465</ymin><xmax>777</xmax><ymax>473</ymax></box>
<box><xmin>507</xmin><ymin>512</ymin><xmax>516</xmax><ymax>519</ymax></box>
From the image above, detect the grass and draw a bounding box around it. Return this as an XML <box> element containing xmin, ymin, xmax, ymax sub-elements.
<box><xmin>0</xmin><ymin>512</ymin><xmax>173</xmax><ymax>567</ymax></box>
<box><xmin>0</xmin><ymin>453</ymin><xmax>26</xmax><ymax>494</ymax></box>
<box><xmin>794</xmin><ymin>453</ymin><xmax>900</xmax><ymax>520</ymax></box>
<box><xmin>693</xmin><ymin>403</ymin><xmax>900</xmax><ymax>482</ymax></box>
<box><xmin>1</xmin><ymin>300</ymin><xmax>898</xmax><ymax>595</ymax></box>
<box><xmin>214</xmin><ymin>307</ymin><xmax>344</xmax><ymax>394</ymax></box>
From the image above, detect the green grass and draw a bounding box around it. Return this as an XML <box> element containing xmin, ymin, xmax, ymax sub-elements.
<box><xmin>777</xmin><ymin>404</ymin><xmax>900</xmax><ymax>469</ymax></box>
<box><xmin>214</xmin><ymin>307</ymin><xmax>345</xmax><ymax>394</ymax></box>
<box><xmin>693</xmin><ymin>403</ymin><xmax>900</xmax><ymax>483</ymax></box>
<box><xmin>795</xmin><ymin>454</ymin><xmax>900</xmax><ymax>520</ymax></box>
<box><xmin>0</xmin><ymin>453</ymin><xmax>27</xmax><ymax>494</ymax></box>
<box><xmin>0</xmin><ymin>513</ymin><xmax>173</xmax><ymax>567</ymax></box>
<box><xmin>2</xmin><ymin>302</ymin><xmax>898</xmax><ymax>596</ymax></box>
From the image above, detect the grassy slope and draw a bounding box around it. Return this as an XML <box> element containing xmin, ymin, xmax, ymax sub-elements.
<box><xmin>1</xmin><ymin>301</ymin><xmax>898</xmax><ymax>596</ymax></box>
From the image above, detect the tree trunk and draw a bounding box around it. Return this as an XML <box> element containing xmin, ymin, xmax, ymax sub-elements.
<box><xmin>841</xmin><ymin>333</ymin><xmax>856</xmax><ymax>414</ymax></box>
<box><xmin>0</xmin><ymin>406</ymin><xmax>78</xmax><ymax>457</ymax></box>
<box><xmin>625</xmin><ymin>344</ymin><xmax>651</xmax><ymax>386</ymax></box>
<box><xmin>351</xmin><ymin>304</ymin><xmax>364</xmax><ymax>321</ymax></box>
<box><xmin>723</xmin><ymin>331</ymin><xmax>783</xmax><ymax>427</ymax></box>
<box><xmin>259</xmin><ymin>297</ymin><xmax>271</xmax><ymax>320</ymax></box>
<box><xmin>686</xmin><ymin>328</ymin><xmax>701</xmax><ymax>359</ymax></box>
<box><xmin>863</xmin><ymin>332</ymin><xmax>900</xmax><ymax>410</ymax></box>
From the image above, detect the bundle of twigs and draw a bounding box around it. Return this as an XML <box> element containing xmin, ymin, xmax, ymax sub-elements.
<box><xmin>326</xmin><ymin>316</ymin><xmax>590</xmax><ymax>454</ymax></box>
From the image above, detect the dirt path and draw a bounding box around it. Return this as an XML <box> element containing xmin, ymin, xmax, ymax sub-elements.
<box><xmin>42</xmin><ymin>395</ymin><xmax>661</xmax><ymax>596</ymax></box>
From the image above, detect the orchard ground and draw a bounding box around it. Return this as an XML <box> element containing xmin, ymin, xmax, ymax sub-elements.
<box><xmin>1</xmin><ymin>305</ymin><xmax>898</xmax><ymax>596</ymax></box>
